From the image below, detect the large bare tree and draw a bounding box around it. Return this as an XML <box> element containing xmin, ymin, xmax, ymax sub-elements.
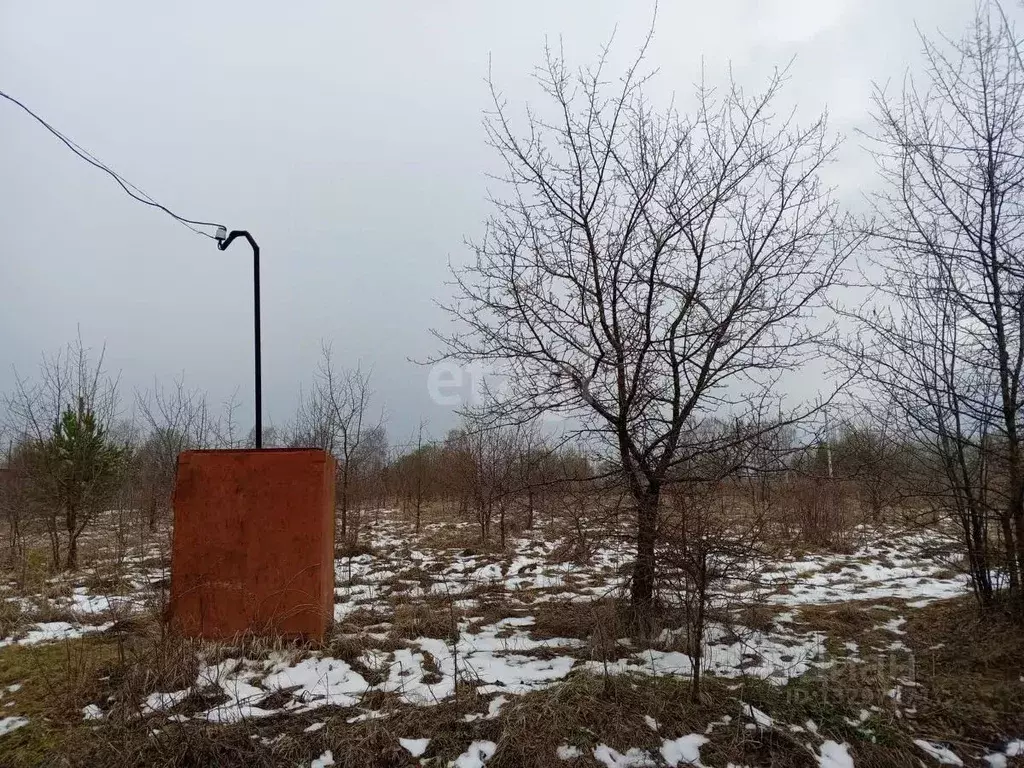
<box><xmin>436</xmin><ymin>42</ymin><xmax>857</xmax><ymax>608</ymax></box>
<box><xmin>853</xmin><ymin>1</ymin><xmax>1024</xmax><ymax>607</ymax></box>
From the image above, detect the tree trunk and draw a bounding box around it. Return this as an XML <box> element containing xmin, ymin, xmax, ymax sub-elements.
<box><xmin>65</xmin><ymin>503</ymin><xmax>79</xmax><ymax>571</ymax></box>
<box><xmin>147</xmin><ymin>497</ymin><xmax>159</xmax><ymax>533</ymax></box>
<box><xmin>961</xmin><ymin>511</ymin><xmax>993</xmax><ymax>605</ymax></box>
<box><xmin>1010</xmin><ymin>474</ymin><xmax>1024</xmax><ymax>602</ymax></box>
<box><xmin>690</xmin><ymin>556</ymin><xmax>707</xmax><ymax>702</ymax></box>
<box><xmin>66</xmin><ymin>533</ymin><xmax>78</xmax><ymax>571</ymax></box>
<box><xmin>479</xmin><ymin>499</ymin><xmax>491</xmax><ymax>543</ymax></box>
<box><xmin>48</xmin><ymin>516</ymin><xmax>60</xmax><ymax>572</ymax></box>
<box><xmin>63</xmin><ymin>504</ymin><xmax>78</xmax><ymax>571</ymax></box>
<box><xmin>630</xmin><ymin>487</ymin><xmax>660</xmax><ymax>609</ymax></box>
<box><xmin>1014</xmin><ymin>507</ymin><xmax>1024</xmax><ymax>604</ymax></box>
<box><xmin>7</xmin><ymin>514</ymin><xmax>20</xmax><ymax>561</ymax></box>
<box><xmin>339</xmin><ymin>466</ymin><xmax>349</xmax><ymax>540</ymax></box>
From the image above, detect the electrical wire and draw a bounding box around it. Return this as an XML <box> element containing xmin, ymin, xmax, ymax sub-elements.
<box><xmin>1</xmin><ymin>88</ymin><xmax>225</xmax><ymax>239</ymax></box>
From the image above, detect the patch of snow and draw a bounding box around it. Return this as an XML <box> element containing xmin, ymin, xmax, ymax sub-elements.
<box><xmin>844</xmin><ymin>709</ymin><xmax>871</xmax><ymax>728</ymax></box>
<box><xmin>310</xmin><ymin>749</ymin><xmax>335</xmax><ymax>768</ymax></box>
<box><xmin>345</xmin><ymin>709</ymin><xmax>386</xmax><ymax>723</ymax></box>
<box><xmin>400</xmin><ymin>737</ymin><xmax>430</xmax><ymax>757</ymax></box>
<box><xmin>557</xmin><ymin>744</ymin><xmax>583</xmax><ymax>760</ymax></box>
<box><xmin>384</xmin><ymin>642</ymin><xmax>456</xmax><ymax>704</ymax></box>
<box><xmin>471</xmin><ymin>652</ymin><xmax>577</xmax><ymax>696</ymax></box>
<box><xmin>358</xmin><ymin>648</ymin><xmax>390</xmax><ymax>671</ymax></box>
<box><xmin>333</xmin><ymin>602</ymin><xmax>360</xmax><ymax>622</ymax></box>
<box><xmin>485</xmin><ymin>695</ymin><xmax>507</xmax><ymax>719</ymax></box>
<box><xmin>818</xmin><ymin>740</ymin><xmax>854</xmax><ymax>768</ymax></box>
<box><xmin>383</xmin><ymin>622</ymin><xmax>580</xmax><ymax>705</ymax></box>
<box><xmin>0</xmin><ymin>716</ymin><xmax>29</xmax><ymax>736</ymax></box>
<box><xmin>758</xmin><ymin>536</ymin><xmax>968</xmax><ymax>606</ymax></box>
<box><xmin>67</xmin><ymin>588</ymin><xmax>141</xmax><ymax>616</ymax></box>
<box><xmin>2</xmin><ymin>620</ymin><xmax>113</xmax><ymax>647</ymax></box>
<box><xmin>471</xmin><ymin>563</ymin><xmax>504</xmax><ymax>582</ymax></box>
<box><xmin>704</xmin><ymin>714</ymin><xmax>732</xmax><ymax>734</ymax></box>
<box><xmin>660</xmin><ymin>734</ymin><xmax>708</xmax><ymax>766</ymax></box>
<box><xmin>143</xmin><ymin>689</ymin><xmax>190</xmax><ymax>714</ymax></box>
<box><xmin>264</xmin><ymin>656</ymin><xmax>369</xmax><ymax>707</ymax></box>
<box><xmin>914</xmin><ymin>739</ymin><xmax>964</xmax><ymax>766</ymax></box>
<box><xmin>82</xmin><ymin>703</ymin><xmax>104</xmax><ymax>720</ymax></box>
<box><xmin>983</xmin><ymin>739</ymin><xmax>1024</xmax><ymax>767</ymax></box>
<box><xmin>303</xmin><ymin>721</ymin><xmax>325</xmax><ymax>733</ymax></box>
<box><xmin>593</xmin><ymin>745</ymin><xmax>657</xmax><ymax>767</ymax></box>
<box><xmin>590</xmin><ymin>622</ymin><xmax>826</xmax><ymax>684</ymax></box>
<box><xmin>739</xmin><ymin>702</ymin><xmax>773</xmax><ymax>728</ymax></box>
<box><xmin>450</xmin><ymin>740</ymin><xmax>497</xmax><ymax>767</ymax></box>
<box><xmin>877</xmin><ymin>616</ymin><xmax>906</xmax><ymax>634</ymax></box>
<box><xmin>196</xmin><ymin>659</ymin><xmax>277</xmax><ymax>723</ymax></box>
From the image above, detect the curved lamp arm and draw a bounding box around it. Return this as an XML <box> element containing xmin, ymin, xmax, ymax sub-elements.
<box><xmin>215</xmin><ymin>229</ymin><xmax>262</xmax><ymax>449</ymax></box>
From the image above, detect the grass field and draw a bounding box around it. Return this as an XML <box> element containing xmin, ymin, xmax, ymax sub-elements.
<box><xmin>0</xmin><ymin>508</ymin><xmax>1021</xmax><ymax>767</ymax></box>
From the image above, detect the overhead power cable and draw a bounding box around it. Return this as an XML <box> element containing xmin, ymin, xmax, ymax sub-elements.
<box><xmin>1</xmin><ymin>88</ymin><xmax>224</xmax><ymax>239</ymax></box>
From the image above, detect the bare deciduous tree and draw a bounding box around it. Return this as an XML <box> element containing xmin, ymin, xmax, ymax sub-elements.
<box><xmin>4</xmin><ymin>337</ymin><xmax>125</xmax><ymax>570</ymax></box>
<box><xmin>660</xmin><ymin>483</ymin><xmax>767</xmax><ymax>701</ymax></box>
<box><xmin>398</xmin><ymin>419</ymin><xmax>431</xmax><ymax>532</ymax></box>
<box><xmin>1</xmin><ymin>436</ymin><xmax>30</xmax><ymax>572</ymax></box>
<box><xmin>853</xmin><ymin>1</ymin><xmax>1024</xmax><ymax>608</ymax></box>
<box><xmin>293</xmin><ymin>343</ymin><xmax>384</xmax><ymax>541</ymax></box>
<box><xmin>135</xmin><ymin>377</ymin><xmax>215</xmax><ymax>531</ymax></box>
<box><xmin>436</xmin><ymin>41</ymin><xmax>857</xmax><ymax>608</ymax></box>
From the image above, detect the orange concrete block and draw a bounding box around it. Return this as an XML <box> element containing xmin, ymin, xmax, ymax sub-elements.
<box><xmin>169</xmin><ymin>448</ymin><xmax>336</xmax><ymax>640</ymax></box>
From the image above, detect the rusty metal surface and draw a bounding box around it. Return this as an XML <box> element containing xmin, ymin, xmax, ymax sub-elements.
<box><xmin>169</xmin><ymin>448</ymin><xmax>336</xmax><ymax>640</ymax></box>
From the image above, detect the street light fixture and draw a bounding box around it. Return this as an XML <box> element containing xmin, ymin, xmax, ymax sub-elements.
<box><xmin>214</xmin><ymin>226</ymin><xmax>263</xmax><ymax>449</ymax></box>
<box><xmin>0</xmin><ymin>90</ymin><xmax>266</xmax><ymax>445</ymax></box>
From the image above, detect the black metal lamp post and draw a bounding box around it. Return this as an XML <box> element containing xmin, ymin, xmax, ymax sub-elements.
<box><xmin>214</xmin><ymin>227</ymin><xmax>262</xmax><ymax>449</ymax></box>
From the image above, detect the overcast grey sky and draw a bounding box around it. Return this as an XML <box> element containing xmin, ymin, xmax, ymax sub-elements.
<box><xmin>0</xmin><ymin>0</ymin><xmax>1002</xmax><ymax>441</ymax></box>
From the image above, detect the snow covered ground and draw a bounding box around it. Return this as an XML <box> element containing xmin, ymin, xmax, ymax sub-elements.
<box><xmin>0</xmin><ymin>512</ymin><xmax>1014</xmax><ymax>766</ymax></box>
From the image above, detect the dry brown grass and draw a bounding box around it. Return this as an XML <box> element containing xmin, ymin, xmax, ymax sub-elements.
<box><xmin>2</xmin><ymin>500</ymin><xmax>1020</xmax><ymax>767</ymax></box>
<box><xmin>0</xmin><ymin>597</ymin><xmax>27</xmax><ymax>639</ymax></box>
<box><xmin>900</xmin><ymin>599</ymin><xmax>1024</xmax><ymax>744</ymax></box>
<box><xmin>2</xmin><ymin>596</ymin><xmax>1020</xmax><ymax>767</ymax></box>
<box><xmin>389</xmin><ymin>602</ymin><xmax>458</xmax><ymax>641</ymax></box>
<box><xmin>793</xmin><ymin>601</ymin><xmax>879</xmax><ymax>636</ymax></box>
<box><xmin>488</xmin><ymin>672</ymin><xmax>929</xmax><ymax>768</ymax></box>
<box><xmin>337</xmin><ymin>606</ymin><xmax>391</xmax><ymax>630</ymax></box>
<box><xmin>415</xmin><ymin>515</ymin><xmax>508</xmax><ymax>553</ymax></box>
<box><xmin>730</xmin><ymin>602</ymin><xmax>777</xmax><ymax>634</ymax></box>
<box><xmin>525</xmin><ymin>600</ymin><xmax>598</xmax><ymax>641</ymax></box>
<box><xmin>335</xmin><ymin>539</ymin><xmax>375</xmax><ymax>559</ymax></box>
<box><xmin>490</xmin><ymin>674</ymin><xmax>675</xmax><ymax>768</ymax></box>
